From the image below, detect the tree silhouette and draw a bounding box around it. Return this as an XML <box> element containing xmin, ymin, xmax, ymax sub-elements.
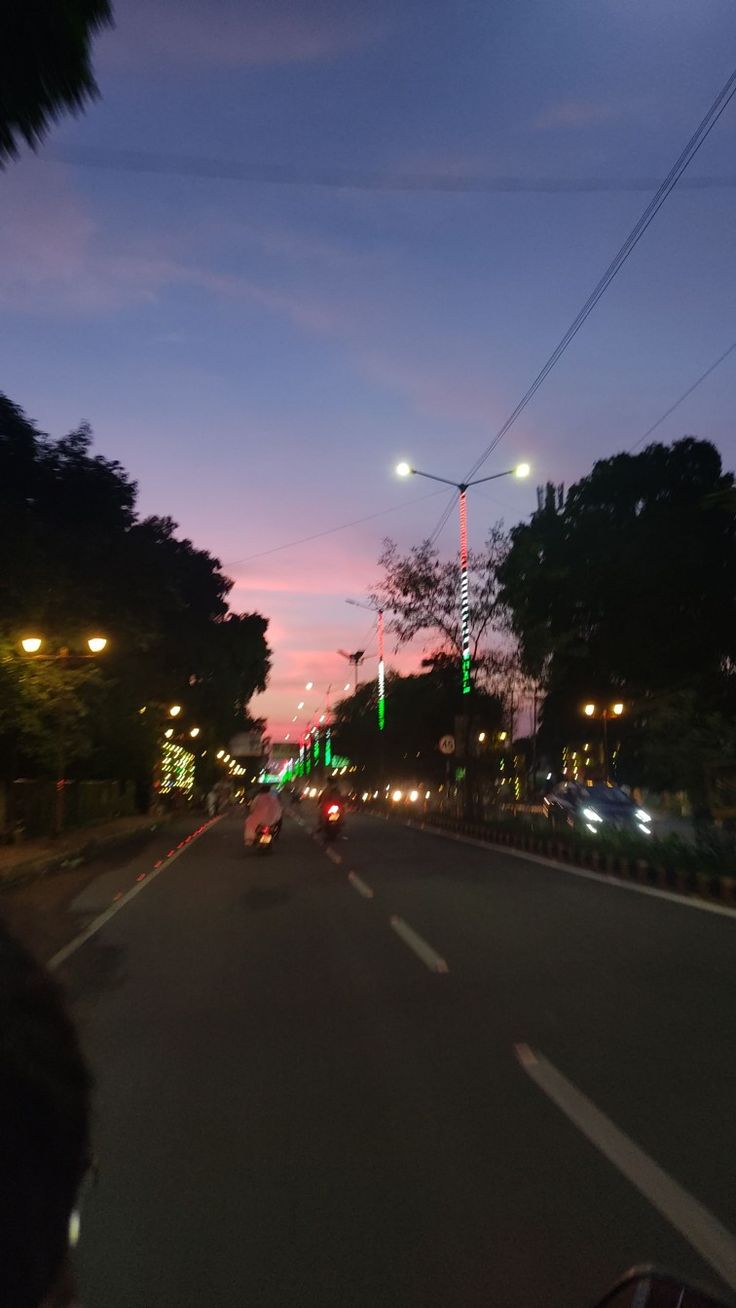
<box><xmin>0</xmin><ymin>1</ymin><xmax>112</xmax><ymax>164</ymax></box>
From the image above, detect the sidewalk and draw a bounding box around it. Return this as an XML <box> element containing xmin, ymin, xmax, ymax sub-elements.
<box><xmin>0</xmin><ymin>812</ymin><xmax>174</xmax><ymax>888</ymax></box>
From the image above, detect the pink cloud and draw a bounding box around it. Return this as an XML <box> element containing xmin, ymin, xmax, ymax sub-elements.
<box><xmin>98</xmin><ymin>0</ymin><xmax>387</xmax><ymax>70</ymax></box>
<box><xmin>356</xmin><ymin>349</ymin><xmax>510</xmax><ymax>427</ymax></box>
<box><xmin>532</xmin><ymin>100</ymin><xmax>624</xmax><ymax>131</ymax></box>
<box><xmin>0</xmin><ymin>164</ymin><xmax>344</xmax><ymax>329</ymax></box>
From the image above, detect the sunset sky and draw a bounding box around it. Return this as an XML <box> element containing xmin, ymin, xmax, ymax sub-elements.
<box><xmin>2</xmin><ymin>0</ymin><xmax>735</xmax><ymax>741</ymax></box>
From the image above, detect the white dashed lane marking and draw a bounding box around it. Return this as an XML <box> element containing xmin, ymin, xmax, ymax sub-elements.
<box><xmin>348</xmin><ymin>871</ymin><xmax>374</xmax><ymax>899</ymax></box>
<box><xmin>389</xmin><ymin>916</ymin><xmax>449</xmax><ymax>974</ymax></box>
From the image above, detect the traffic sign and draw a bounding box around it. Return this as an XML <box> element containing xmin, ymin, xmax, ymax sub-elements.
<box><xmin>438</xmin><ymin>734</ymin><xmax>455</xmax><ymax>755</ymax></box>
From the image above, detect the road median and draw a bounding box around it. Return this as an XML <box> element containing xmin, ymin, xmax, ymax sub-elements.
<box><xmin>388</xmin><ymin>808</ymin><xmax>736</xmax><ymax>910</ymax></box>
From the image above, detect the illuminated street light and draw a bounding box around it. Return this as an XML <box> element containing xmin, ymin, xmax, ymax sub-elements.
<box><xmin>216</xmin><ymin>749</ymin><xmax>224</xmax><ymax>759</ymax></box>
<box><xmin>189</xmin><ymin>727</ymin><xmax>200</xmax><ymax>738</ymax></box>
<box><xmin>394</xmin><ymin>458</ymin><xmax>531</xmax><ymax>697</ymax></box>
<box><xmin>344</xmin><ymin>682</ymin><xmax>351</xmax><ymax>692</ymax></box>
<box><xmin>305</xmin><ymin>681</ymin><xmax>314</xmax><ymax>690</ymax></box>
<box><xmin>21</xmin><ymin>635</ymin><xmax>109</xmax><ymax>658</ymax></box>
<box><xmin>169</xmin><ymin>705</ymin><xmax>182</xmax><ymax>718</ymax></box>
<box><xmin>478</xmin><ymin>731</ymin><xmax>486</xmax><ymax>742</ymax></box>
<box><xmin>298</xmin><ymin>701</ymin><xmax>305</xmax><ymax>709</ymax></box>
<box><xmin>581</xmin><ymin>702</ymin><xmax>626</xmax><ymax>782</ymax></box>
<box><xmin>164</xmin><ymin>727</ymin><xmax>174</xmax><ymax>739</ymax></box>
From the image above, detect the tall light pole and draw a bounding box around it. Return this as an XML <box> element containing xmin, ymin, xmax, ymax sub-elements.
<box><xmin>346</xmin><ymin>598</ymin><xmax>385</xmax><ymax>731</ymax></box>
<box><xmin>396</xmin><ymin>460</ymin><xmax>530</xmax><ymax>696</ymax></box>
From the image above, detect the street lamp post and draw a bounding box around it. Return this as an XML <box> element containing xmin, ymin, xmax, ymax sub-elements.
<box><xmin>395</xmin><ymin>460</ymin><xmax>529</xmax><ymax>817</ymax></box>
<box><xmin>346</xmin><ymin>598</ymin><xmax>385</xmax><ymax>732</ymax></box>
<box><xmin>396</xmin><ymin>461</ymin><xmax>530</xmax><ymax>696</ymax></box>
<box><xmin>19</xmin><ymin>634</ymin><xmax>110</xmax><ymax>833</ymax></box>
<box><xmin>583</xmin><ymin>701</ymin><xmax>624</xmax><ymax>783</ymax></box>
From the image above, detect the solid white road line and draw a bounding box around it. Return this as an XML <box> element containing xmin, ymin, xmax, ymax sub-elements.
<box><xmin>515</xmin><ymin>1043</ymin><xmax>736</xmax><ymax>1291</ymax></box>
<box><xmin>348</xmin><ymin>871</ymin><xmax>374</xmax><ymax>899</ymax></box>
<box><xmin>404</xmin><ymin>821</ymin><xmax>736</xmax><ymax>922</ymax></box>
<box><xmin>48</xmin><ymin>816</ymin><xmax>224</xmax><ymax>972</ymax></box>
<box><xmin>390</xmin><ymin>915</ymin><xmax>449</xmax><ymax>974</ymax></box>
<box><xmin>325</xmin><ymin>846</ymin><xmax>342</xmax><ymax>865</ymax></box>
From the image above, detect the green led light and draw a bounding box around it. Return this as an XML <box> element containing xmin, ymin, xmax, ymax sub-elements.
<box><xmin>462</xmin><ymin>652</ymin><xmax>471</xmax><ymax>696</ymax></box>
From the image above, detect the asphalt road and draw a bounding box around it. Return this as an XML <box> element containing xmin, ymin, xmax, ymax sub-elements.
<box><xmin>55</xmin><ymin>804</ymin><xmax>736</xmax><ymax>1308</ymax></box>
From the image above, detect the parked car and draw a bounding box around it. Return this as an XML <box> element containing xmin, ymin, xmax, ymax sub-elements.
<box><xmin>543</xmin><ymin>782</ymin><xmax>652</xmax><ymax>835</ymax></box>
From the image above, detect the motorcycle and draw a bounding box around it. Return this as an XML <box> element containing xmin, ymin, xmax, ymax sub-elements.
<box><xmin>594</xmin><ymin>1268</ymin><xmax>728</xmax><ymax>1307</ymax></box>
<box><xmin>253</xmin><ymin>822</ymin><xmax>280</xmax><ymax>854</ymax></box>
<box><xmin>319</xmin><ymin>801</ymin><xmax>344</xmax><ymax>842</ymax></box>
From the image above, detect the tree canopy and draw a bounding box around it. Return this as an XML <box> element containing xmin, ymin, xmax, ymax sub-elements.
<box><xmin>373</xmin><ymin>526</ymin><xmax>507</xmax><ymax>670</ymax></box>
<box><xmin>498</xmin><ymin>438</ymin><xmax>736</xmax><ymax>802</ymax></box>
<box><xmin>0</xmin><ymin>394</ymin><xmax>271</xmax><ymax>784</ymax></box>
<box><xmin>0</xmin><ymin>0</ymin><xmax>112</xmax><ymax>164</ymax></box>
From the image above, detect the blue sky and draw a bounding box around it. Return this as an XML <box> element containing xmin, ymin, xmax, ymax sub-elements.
<box><xmin>1</xmin><ymin>0</ymin><xmax>735</xmax><ymax>737</ymax></box>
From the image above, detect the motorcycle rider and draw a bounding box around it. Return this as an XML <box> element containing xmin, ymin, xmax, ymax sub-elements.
<box><xmin>317</xmin><ymin>778</ymin><xmax>345</xmax><ymax>832</ymax></box>
<box><xmin>244</xmin><ymin>783</ymin><xmax>283</xmax><ymax>846</ymax></box>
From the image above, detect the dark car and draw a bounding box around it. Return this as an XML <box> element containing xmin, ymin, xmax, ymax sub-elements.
<box><xmin>543</xmin><ymin>782</ymin><xmax>652</xmax><ymax>835</ymax></box>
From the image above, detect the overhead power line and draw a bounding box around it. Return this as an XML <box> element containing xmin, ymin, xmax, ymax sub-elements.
<box><xmin>442</xmin><ymin>63</ymin><xmax>736</xmax><ymax>522</ymax></box>
<box><xmin>427</xmin><ymin>339</ymin><xmax>736</xmax><ymax>540</ymax></box>
<box><xmin>629</xmin><ymin>341</ymin><xmax>736</xmax><ymax>451</ymax></box>
<box><xmin>223</xmin><ymin>487</ymin><xmax>446</xmax><ymax>568</ymax></box>
<box><xmin>41</xmin><ymin>145</ymin><xmax>736</xmax><ymax>195</ymax></box>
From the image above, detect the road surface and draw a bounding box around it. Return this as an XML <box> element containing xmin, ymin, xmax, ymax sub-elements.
<box><xmin>51</xmin><ymin>805</ymin><xmax>736</xmax><ymax>1307</ymax></box>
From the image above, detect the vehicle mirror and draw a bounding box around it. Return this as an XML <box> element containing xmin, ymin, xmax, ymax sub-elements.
<box><xmin>594</xmin><ymin>1269</ymin><xmax>728</xmax><ymax>1308</ymax></box>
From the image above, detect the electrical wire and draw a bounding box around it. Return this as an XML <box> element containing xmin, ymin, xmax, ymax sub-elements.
<box><xmin>222</xmin><ymin>486</ymin><xmax>446</xmax><ymax>567</ymax></box>
<box><xmin>428</xmin><ymin>492</ymin><xmax>459</xmax><ymax>546</ymax></box>
<box><xmin>437</xmin><ymin>64</ymin><xmax>736</xmax><ymax>521</ymax></box>
<box><xmin>41</xmin><ymin>145</ymin><xmax>736</xmax><ymax>195</ymax></box>
<box><xmin>629</xmin><ymin>341</ymin><xmax>736</xmax><ymax>451</ymax></box>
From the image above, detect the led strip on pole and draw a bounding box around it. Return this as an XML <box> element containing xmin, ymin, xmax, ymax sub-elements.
<box><xmin>459</xmin><ymin>490</ymin><xmax>471</xmax><ymax>696</ymax></box>
<box><xmin>377</xmin><ymin>608</ymin><xmax>385</xmax><ymax>731</ymax></box>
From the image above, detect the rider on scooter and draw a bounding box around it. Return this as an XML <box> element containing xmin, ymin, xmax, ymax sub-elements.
<box><xmin>244</xmin><ymin>784</ymin><xmax>283</xmax><ymax>846</ymax></box>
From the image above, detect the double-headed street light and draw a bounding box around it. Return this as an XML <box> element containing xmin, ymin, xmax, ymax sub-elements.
<box><xmin>20</xmin><ymin>635</ymin><xmax>108</xmax><ymax>658</ymax></box>
<box><xmin>396</xmin><ymin>460</ymin><xmax>530</xmax><ymax>695</ymax></box>
<box><xmin>582</xmin><ymin>701</ymin><xmax>624</xmax><ymax>783</ymax></box>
